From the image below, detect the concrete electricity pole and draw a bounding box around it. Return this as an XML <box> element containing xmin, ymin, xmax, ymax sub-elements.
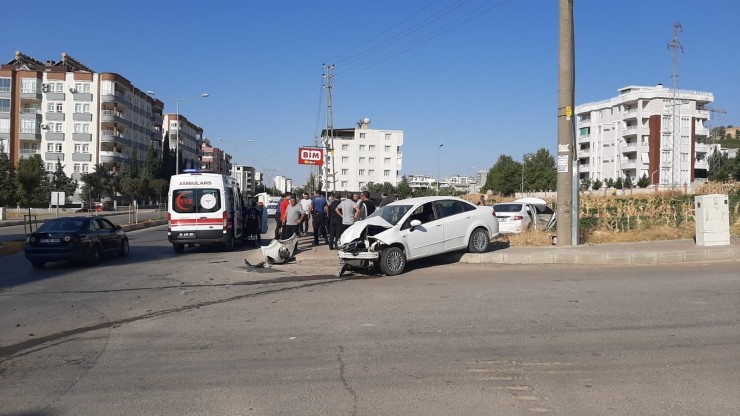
<box><xmin>556</xmin><ymin>0</ymin><xmax>577</xmax><ymax>246</ymax></box>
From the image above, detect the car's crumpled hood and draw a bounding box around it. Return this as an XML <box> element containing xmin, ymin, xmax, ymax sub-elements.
<box><xmin>340</xmin><ymin>216</ymin><xmax>393</xmax><ymax>244</ymax></box>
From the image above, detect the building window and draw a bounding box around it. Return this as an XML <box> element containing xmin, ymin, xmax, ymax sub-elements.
<box><xmin>20</xmin><ymin>119</ymin><xmax>36</xmax><ymax>133</ymax></box>
<box><xmin>358</xmin><ymin>169</ymin><xmax>365</xmax><ymax>176</ymax></box>
<box><xmin>359</xmin><ymin>157</ymin><xmax>365</xmax><ymax>164</ymax></box>
<box><xmin>82</xmin><ymin>164</ymin><xmax>89</xmax><ymax>173</ymax></box>
<box><xmin>74</xmin><ymin>82</ymin><xmax>91</xmax><ymax>93</ymax></box>
<box><xmin>74</xmin><ymin>103</ymin><xmax>91</xmax><ymax>113</ymax></box>
<box><xmin>21</xmin><ymin>78</ymin><xmax>37</xmax><ymax>93</ymax></box>
<box><xmin>368</xmin><ymin>157</ymin><xmax>375</xmax><ymax>164</ymax></box>
<box><xmin>384</xmin><ymin>170</ymin><xmax>390</xmax><ymax>177</ymax></box>
<box><xmin>384</xmin><ymin>145</ymin><xmax>391</xmax><ymax>152</ymax></box>
<box><xmin>341</xmin><ymin>156</ymin><xmax>349</xmax><ymax>163</ymax></box>
<box><xmin>73</xmin><ymin>164</ymin><xmax>81</xmax><ymax>172</ymax></box>
<box><xmin>0</xmin><ymin>78</ymin><xmax>10</xmax><ymax>93</ymax></box>
<box><xmin>341</xmin><ymin>181</ymin><xmax>348</xmax><ymax>188</ymax></box>
<box><xmin>359</xmin><ymin>145</ymin><xmax>366</xmax><ymax>152</ymax></box>
<box><xmin>48</xmin><ymin>143</ymin><xmax>62</xmax><ymax>153</ymax></box>
<box><xmin>368</xmin><ymin>169</ymin><xmax>375</xmax><ymax>176</ymax></box>
<box><xmin>385</xmin><ymin>133</ymin><xmax>391</xmax><ymax>140</ymax></box>
<box><xmin>341</xmin><ymin>144</ymin><xmax>349</xmax><ymax>151</ymax></box>
<box><xmin>384</xmin><ymin>157</ymin><xmax>391</xmax><ymax>164</ymax></box>
<box><xmin>46</xmin><ymin>163</ymin><xmax>54</xmax><ymax>171</ymax></box>
<box><xmin>54</xmin><ymin>123</ymin><xmax>63</xmax><ymax>132</ymax></box>
<box><xmin>359</xmin><ymin>182</ymin><xmax>365</xmax><ymax>189</ymax></box>
<box><xmin>359</xmin><ymin>133</ymin><xmax>366</xmax><ymax>139</ymax></box>
<box><xmin>0</xmin><ymin>98</ymin><xmax>9</xmax><ymax>113</ymax></box>
<box><xmin>368</xmin><ymin>145</ymin><xmax>375</xmax><ymax>151</ymax></box>
<box><xmin>0</xmin><ymin>119</ymin><xmax>9</xmax><ymax>133</ymax></box>
<box><xmin>341</xmin><ymin>169</ymin><xmax>348</xmax><ymax>175</ymax></box>
<box><xmin>52</xmin><ymin>83</ymin><xmax>64</xmax><ymax>93</ymax></box>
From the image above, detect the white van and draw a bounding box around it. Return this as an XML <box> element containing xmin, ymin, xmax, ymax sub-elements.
<box><xmin>168</xmin><ymin>172</ymin><xmax>244</xmax><ymax>253</ymax></box>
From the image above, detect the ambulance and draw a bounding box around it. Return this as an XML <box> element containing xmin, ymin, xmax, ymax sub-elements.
<box><xmin>167</xmin><ymin>171</ymin><xmax>244</xmax><ymax>253</ymax></box>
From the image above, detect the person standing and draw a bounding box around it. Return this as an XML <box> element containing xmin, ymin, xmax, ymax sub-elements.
<box><xmin>282</xmin><ymin>194</ymin><xmax>304</xmax><ymax>239</ymax></box>
<box><xmin>243</xmin><ymin>199</ymin><xmax>262</xmax><ymax>247</ymax></box>
<box><xmin>273</xmin><ymin>194</ymin><xmax>286</xmax><ymax>240</ymax></box>
<box><xmin>328</xmin><ymin>192</ymin><xmax>343</xmax><ymax>249</ymax></box>
<box><xmin>476</xmin><ymin>195</ymin><xmax>486</xmax><ymax>206</ymax></box>
<box><xmin>299</xmin><ymin>193</ymin><xmax>312</xmax><ymax>236</ymax></box>
<box><xmin>357</xmin><ymin>190</ymin><xmax>376</xmax><ymax>220</ymax></box>
<box><xmin>379</xmin><ymin>191</ymin><xmax>393</xmax><ymax>207</ymax></box>
<box><xmin>310</xmin><ymin>190</ymin><xmax>329</xmax><ymax>246</ymax></box>
<box><xmin>277</xmin><ymin>192</ymin><xmax>291</xmax><ymax>239</ymax></box>
<box><xmin>337</xmin><ymin>192</ymin><xmax>358</xmax><ymax>236</ymax></box>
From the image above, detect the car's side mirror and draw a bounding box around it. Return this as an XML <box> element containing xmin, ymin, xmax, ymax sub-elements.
<box><xmin>115</xmin><ymin>225</ymin><xmax>122</xmax><ymax>230</ymax></box>
<box><xmin>409</xmin><ymin>219</ymin><xmax>422</xmax><ymax>230</ymax></box>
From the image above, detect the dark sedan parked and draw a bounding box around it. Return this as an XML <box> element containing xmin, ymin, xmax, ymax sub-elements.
<box><xmin>24</xmin><ymin>216</ymin><xmax>129</xmax><ymax>268</ymax></box>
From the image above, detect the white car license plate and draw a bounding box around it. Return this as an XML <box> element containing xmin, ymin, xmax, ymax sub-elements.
<box><xmin>40</xmin><ymin>238</ymin><xmax>61</xmax><ymax>243</ymax></box>
<box><xmin>179</xmin><ymin>232</ymin><xmax>195</xmax><ymax>238</ymax></box>
<box><xmin>497</xmin><ymin>217</ymin><xmax>508</xmax><ymax>222</ymax></box>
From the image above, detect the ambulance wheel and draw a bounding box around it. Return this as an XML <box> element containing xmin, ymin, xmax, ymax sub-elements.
<box><xmin>173</xmin><ymin>244</ymin><xmax>185</xmax><ymax>254</ymax></box>
<box><xmin>223</xmin><ymin>235</ymin><xmax>235</xmax><ymax>252</ymax></box>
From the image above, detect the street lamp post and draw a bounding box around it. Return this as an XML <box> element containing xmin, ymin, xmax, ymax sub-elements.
<box><xmin>147</xmin><ymin>91</ymin><xmax>208</xmax><ymax>174</ymax></box>
<box><xmin>651</xmin><ymin>169</ymin><xmax>660</xmax><ymax>192</ymax></box>
<box><xmin>437</xmin><ymin>143</ymin><xmax>444</xmax><ymax>196</ymax></box>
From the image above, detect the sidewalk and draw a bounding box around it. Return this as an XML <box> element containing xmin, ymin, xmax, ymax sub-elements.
<box><xmin>292</xmin><ymin>235</ymin><xmax>740</xmax><ymax>266</ymax></box>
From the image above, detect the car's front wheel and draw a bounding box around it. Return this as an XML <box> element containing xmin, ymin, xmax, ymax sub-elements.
<box><xmin>379</xmin><ymin>247</ymin><xmax>406</xmax><ymax>276</ymax></box>
<box><xmin>118</xmin><ymin>238</ymin><xmax>129</xmax><ymax>257</ymax></box>
<box><xmin>468</xmin><ymin>228</ymin><xmax>490</xmax><ymax>253</ymax></box>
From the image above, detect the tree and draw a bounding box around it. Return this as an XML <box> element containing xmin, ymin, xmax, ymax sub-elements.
<box><xmin>605</xmin><ymin>178</ymin><xmax>614</xmax><ymax>188</ymax></box>
<box><xmin>623</xmin><ymin>176</ymin><xmax>633</xmax><ymax>189</ymax></box>
<box><xmin>151</xmin><ymin>178</ymin><xmax>169</xmax><ymax>206</ymax></box>
<box><xmin>637</xmin><ymin>174</ymin><xmax>650</xmax><ymax>188</ymax></box>
<box><xmin>16</xmin><ymin>155</ymin><xmax>50</xmax><ymax>207</ymax></box>
<box><xmin>395</xmin><ymin>177</ymin><xmax>412</xmax><ymax>199</ymax></box>
<box><xmin>160</xmin><ymin>133</ymin><xmax>174</xmax><ymax>179</ymax></box>
<box><xmin>707</xmin><ymin>147</ymin><xmax>731</xmax><ymax>182</ymax></box>
<box><xmin>80</xmin><ymin>164</ymin><xmax>115</xmax><ymax>203</ymax></box>
<box><xmin>0</xmin><ymin>143</ymin><xmax>16</xmax><ymax>206</ymax></box>
<box><xmin>524</xmin><ymin>148</ymin><xmax>557</xmax><ymax>191</ymax></box>
<box><xmin>580</xmin><ymin>178</ymin><xmax>591</xmax><ymax>191</ymax></box>
<box><xmin>482</xmin><ymin>155</ymin><xmax>520</xmax><ymax>196</ymax></box>
<box><xmin>614</xmin><ymin>177</ymin><xmax>624</xmax><ymax>190</ymax></box>
<box><xmin>592</xmin><ymin>178</ymin><xmax>602</xmax><ymax>190</ymax></box>
<box><xmin>129</xmin><ymin>146</ymin><xmax>139</xmax><ymax>179</ymax></box>
<box><xmin>143</xmin><ymin>142</ymin><xmax>161</xmax><ymax>180</ymax></box>
<box><xmin>49</xmin><ymin>160</ymin><xmax>78</xmax><ymax>198</ymax></box>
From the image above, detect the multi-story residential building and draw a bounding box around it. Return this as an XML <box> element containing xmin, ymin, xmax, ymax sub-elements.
<box><xmin>445</xmin><ymin>174</ymin><xmax>477</xmax><ymax>193</ymax></box>
<box><xmin>321</xmin><ymin>118</ymin><xmax>403</xmax><ymax>192</ymax></box>
<box><xmin>273</xmin><ymin>175</ymin><xmax>291</xmax><ymax>194</ymax></box>
<box><xmin>0</xmin><ymin>51</ymin><xmax>169</xmax><ymax>201</ymax></box>
<box><xmin>163</xmin><ymin>113</ymin><xmax>203</xmax><ymax>172</ymax></box>
<box><xmin>200</xmin><ymin>138</ymin><xmax>231</xmax><ymax>174</ymax></box>
<box><xmin>231</xmin><ymin>164</ymin><xmax>256</xmax><ymax>196</ymax></box>
<box><xmin>575</xmin><ymin>84</ymin><xmax>714</xmax><ymax>186</ymax></box>
<box><xmin>404</xmin><ymin>174</ymin><xmax>434</xmax><ymax>191</ymax></box>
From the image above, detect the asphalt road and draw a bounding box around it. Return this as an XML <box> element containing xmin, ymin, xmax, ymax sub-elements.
<box><xmin>0</xmin><ymin>209</ymin><xmax>165</xmax><ymax>242</ymax></box>
<box><xmin>0</xmin><ymin>225</ymin><xmax>738</xmax><ymax>415</ymax></box>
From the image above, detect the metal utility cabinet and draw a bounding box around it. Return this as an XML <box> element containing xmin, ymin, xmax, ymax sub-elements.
<box><xmin>694</xmin><ymin>194</ymin><xmax>730</xmax><ymax>246</ymax></box>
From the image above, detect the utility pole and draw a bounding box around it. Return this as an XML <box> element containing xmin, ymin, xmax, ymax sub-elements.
<box><xmin>667</xmin><ymin>21</ymin><xmax>684</xmax><ymax>188</ymax></box>
<box><xmin>322</xmin><ymin>64</ymin><xmax>336</xmax><ymax>194</ymax></box>
<box><xmin>556</xmin><ymin>0</ymin><xmax>576</xmax><ymax>246</ymax></box>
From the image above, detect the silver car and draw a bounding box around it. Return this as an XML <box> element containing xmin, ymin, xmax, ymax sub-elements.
<box><xmin>337</xmin><ymin>196</ymin><xmax>499</xmax><ymax>276</ymax></box>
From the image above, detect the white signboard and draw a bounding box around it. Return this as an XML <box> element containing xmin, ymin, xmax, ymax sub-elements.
<box><xmin>51</xmin><ymin>191</ymin><xmax>66</xmax><ymax>206</ymax></box>
<box><xmin>557</xmin><ymin>155</ymin><xmax>569</xmax><ymax>173</ymax></box>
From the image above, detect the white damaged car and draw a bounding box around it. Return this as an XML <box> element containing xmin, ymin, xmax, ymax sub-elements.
<box><xmin>336</xmin><ymin>196</ymin><xmax>499</xmax><ymax>276</ymax></box>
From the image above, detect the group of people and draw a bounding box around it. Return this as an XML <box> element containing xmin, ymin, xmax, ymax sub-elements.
<box><xmin>272</xmin><ymin>190</ymin><xmax>393</xmax><ymax>249</ymax></box>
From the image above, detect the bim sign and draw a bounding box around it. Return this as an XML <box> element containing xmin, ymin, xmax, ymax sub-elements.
<box><xmin>298</xmin><ymin>147</ymin><xmax>324</xmax><ymax>166</ymax></box>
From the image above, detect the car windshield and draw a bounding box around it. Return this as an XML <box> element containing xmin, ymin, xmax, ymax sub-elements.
<box><xmin>366</xmin><ymin>204</ymin><xmax>413</xmax><ymax>226</ymax></box>
<box><xmin>493</xmin><ymin>204</ymin><xmax>523</xmax><ymax>213</ymax></box>
<box><xmin>37</xmin><ymin>218</ymin><xmax>86</xmax><ymax>232</ymax></box>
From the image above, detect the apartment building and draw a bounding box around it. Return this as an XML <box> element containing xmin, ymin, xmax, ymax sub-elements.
<box><xmin>321</xmin><ymin>118</ymin><xmax>403</xmax><ymax>192</ymax></box>
<box><xmin>273</xmin><ymin>175</ymin><xmax>292</xmax><ymax>194</ymax></box>
<box><xmin>200</xmin><ymin>138</ymin><xmax>231</xmax><ymax>174</ymax></box>
<box><xmin>404</xmin><ymin>174</ymin><xmax>435</xmax><ymax>191</ymax></box>
<box><xmin>0</xmin><ymin>51</ymin><xmax>166</xmax><ymax>189</ymax></box>
<box><xmin>231</xmin><ymin>164</ymin><xmax>256</xmax><ymax>196</ymax></box>
<box><xmin>163</xmin><ymin>113</ymin><xmax>203</xmax><ymax>172</ymax></box>
<box><xmin>575</xmin><ymin>84</ymin><xmax>714</xmax><ymax>186</ymax></box>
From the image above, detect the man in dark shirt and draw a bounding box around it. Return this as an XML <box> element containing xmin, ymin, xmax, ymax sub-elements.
<box><xmin>379</xmin><ymin>191</ymin><xmax>393</xmax><ymax>207</ymax></box>
<box><xmin>310</xmin><ymin>190</ymin><xmax>330</xmax><ymax>246</ymax></box>
<box><xmin>357</xmin><ymin>190</ymin><xmax>376</xmax><ymax>220</ymax></box>
<box><xmin>327</xmin><ymin>192</ymin><xmax>342</xmax><ymax>249</ymax></box>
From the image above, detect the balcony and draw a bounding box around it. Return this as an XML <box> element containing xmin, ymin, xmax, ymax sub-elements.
<box><xmin>577</xmin><ymin>148</ymin><xmax>590</xmax><ymax>158</ymax></box>
<box><xmin>622</xmin><ymin>126</ymin><xmax>638</xmax><ymax>137</ymax></box>
<box><xmin>100</xmin><ymin>92</ymin><xmax>130</xmax><ymax>108</ymax></box>
<box><xmin>695</xmin><ymin>159</ymin><xmax>709</xmax><ymax>169</ymax></box>
<box><xmin>101</xmin><ymin>130</ymin><xmax>125</xmax><ymax>143</ymax></box>
<box><xmin>623</xmin><ymin>109</ymin><xmax>637</xmax><ymax>120</ymax></box>
<box><xmin>20</xmin><ymin>90</ymin><xmax>42</xmax><ymax>100</ymax></box>
<box><xmin>578</xmin><ymin>164</ymin><xmax>590</xmax><ymax>173</ymax></box>
<box><xmin>72</xmin><ymin>92</ymin><xmax>94</xmax><ymax>102</ymax></box>
<box><xmin>72</xmin><ymin>133</ymin><xmax>93</xmax><ymax>142</ymax></box>
<box><xmin>19</xmin><ymin>149</ymin><xmax>40</xmax><ymax>159</ymax></box>
<box><xmin>73</xmin><ymin>112</ymin><xmax>93</xmax><ymax>122</ymax></box>
<box><xmin>695</xmin><ymin>109</ymin><xmax>709</xmax><ymax>119</ymax></box>
<box><xmin>45</xmin><ymin>152</ymin><xmax>65</xmax><ymax>161</ymax></box>
<box><xmin>620</xmin><ymin>158</ymin><xmax>637</xmax><ymax>169</ymax></box>
<box><xmin>19</xmin><ymin>130</ymin><xmax>41</xmax><ymax>140</ymax></box>
<box><xmin>100</xmin><ymin>150</ymin><xmax>128</xmax><ymax>163</ymax></box>
<box><xmin>100</xmin><ymin>110</ymin><xmax>129</xmax><ymax>125</ymax></box>
<box><xmin>46</xmin><ymin>132</ymin><xmax>65</xmax><ymax>141</ymax></box>
<box><xmin>695</xmin><ymin>125</ymin><xmax>709</xmax><ymax>136</ymax></box>
<box><xmin>20</xmin><ymin>108</ymin><xmax>42</xmax><ymax>121</ymax></box>
<box><xmin>577</xmin><ymin>134</ymin><xmax>590</xmax><ymax>144</ymax></box>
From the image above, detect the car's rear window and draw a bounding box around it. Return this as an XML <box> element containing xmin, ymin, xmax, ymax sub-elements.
<box><xmin>172</xmin><ymin>189</ymin><xmax>221</xmax><ymax>213</ymax></box>
<box><xmin>38</xmin><ymin>219</ymin><xmax>86</xmax><ymax>232</ymax></box>
<box><xmin>493</xmin><ymin>204</ymin><xmax>523</xmax><ymax>213</ymax></box>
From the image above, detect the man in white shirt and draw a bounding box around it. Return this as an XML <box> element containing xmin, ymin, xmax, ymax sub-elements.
<box><xmin>299</xmin><ymin>193</ymin><xmax>312</xmax><ymax>236</ymax></box>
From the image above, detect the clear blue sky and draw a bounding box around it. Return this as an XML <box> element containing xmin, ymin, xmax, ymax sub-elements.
<box><xmin>6</xmin><ymin>0</ymin><xmax>739</xmax><ymax>185</ymax></box>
